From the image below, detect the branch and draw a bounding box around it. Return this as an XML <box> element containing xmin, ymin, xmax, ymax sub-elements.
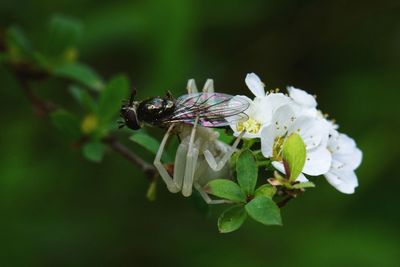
<box><xmin>12</xmin><ymin>66</ymin><xmax>157</xmax><ymax>180</ymax></box>
<box><xmin>103</xmin><ymin>136</ymin><xmax>157</xmax><ymax>180</ymax></box>
<box><xmin>277</xmin><ymin>195</ymin><xmax>294</xmax><ymax>208</ymax></box>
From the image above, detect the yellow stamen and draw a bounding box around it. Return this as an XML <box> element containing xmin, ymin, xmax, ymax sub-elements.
<box><xmin>236</xmin><ymin>118</ymin><xmax>261</xmax><ymax>134</ymax></box>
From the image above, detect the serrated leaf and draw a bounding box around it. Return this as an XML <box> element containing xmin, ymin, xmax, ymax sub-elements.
<box><xmin>50</xmin><ymin>110</ymin><xmax>81</xmax><ymax>139</ymax></box>
<box><xmin>82</xmin><ymin>140</ymin><xmax>106</xmax><ymax>163</ymax></box>
<box><xmin>292</xmin><ymin>181</ymin><xmax>315</xmax><ymax>189</ymax></box>
<box><xmin>282</xmin><ymin>133</ymin><xmax>306</xmax><ymax>182</ymax></box>
<box><xmin>130</xmin><ymin>131</ymin><xmax>172</xmax><ymax>162</ymax></box>
<box><xmin>218</xmin><ymin>206</ymin><xmax>247</xmax><ymax>233</ymax></box>
<box><xmin>245</xmin><ymin>196</ymin><xmax>282</xmax><ymax>226</ymax></box>
<box><xmin>255</xmin><ymin>184</ymin><xmax>277</xmax><ymax>198</ymax></box>
<box><xmin>98</xmin><ymin>75</ymin><xmax>129</xmax><ymax>123</ymax></box>
<box><xmin>69</xmin><ymin>85</ymin><xmax>97</xmax><ymax>112</ymax></box>
<box><xmin>53</xmin><ymin>63</ymin><xmax>104</xmax><ymax>91</ymax></box>
<box><xmin>46</xmin><ymin>15</ymin><xmax>82</xmax><ymax>57</ymax></box>
<box><xmin>205</xmin><ymin>179</ymin><xmax>246</xmax><ymax>203</ymax></box>
<box><xmin>236</xmin><ymin>149</ymin><xmax>258</xmax><ymax>195</ymax></box>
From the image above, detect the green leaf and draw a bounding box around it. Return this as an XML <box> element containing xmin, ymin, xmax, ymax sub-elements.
<box><xmin>6</xmin><ymin>26</ymin><xmax>33</xmax><ymax>61</ymax></box>
<box><xmin>215</xmin><ymin>128</ymin><xmax>235</xmax><ymax>144</ymax></box>
<box><xmin>83</xmin><ymin>140</ymin><xmax>106</xmax><ymax>163</ymax></box>
<box><xmin>146</xmin><ymin>181</ymin><xmax>157</xmax><ymax>202</ymax></box>
<box><xmin>282</xmin><ymin>133</ymin><xmax>306</xmax><ymax>182</ymax></box>
<box><xmin>98</xmin><ymin>75</ymin><xmax>129</xmax><ymax>123</ymax></box>
<box><xmin>130</xmin><ymin>131</ymin><xmax>172</xmax><ymax>162</ymax></box>
<box><xmin>205</xmin><ymin>179</ymin><xmax>246</xmax><ymax>203</ymax></box>
<box><xmin>245</xmin><ymin>196</ymin><xmax>282</xmax><ymax>226</ymax></box>
<box><xmin>46</xmin><ymin>15</ymin><xmax>82</xmax><ymax>57</ymax></box>
<box><xmin>53</xmin><ymin>63</ymin><xmax>104</xmax><ymax>91</ymax></box>
<box><xmin>218</xmin><ymin>206</ymin><xmax>247</xmax><ymax>233</ymax></box>
<box><xmin>236</xmin><ymin>149</ymin><xmax>258</xmax><ymax>195</ymax></box>
<box><xmin>69</xmin><ymin>85</ymin><xmax>97</xmax><ymax>112</ymax></box>
<box><xmin>255</xmin><ymin>184</ymin><xmax>277</xmax><ymax>198</ymax></box>
<box><xmin>50</xmin><ymin>110</ymin><xmax>81</xmax><ymax>139</ymax></box>
<box><xmin>292</xmin><ymin>181</ymin><xmax>315</xmax><ymax>189</ymax></box>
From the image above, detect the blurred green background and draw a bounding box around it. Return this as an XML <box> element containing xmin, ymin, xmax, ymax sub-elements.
<box><xmin>1</xmin><ymin>0</ymin><xmax>400</xmax><ymax>266</ymax></box>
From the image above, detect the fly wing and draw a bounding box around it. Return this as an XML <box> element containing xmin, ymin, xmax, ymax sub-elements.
<box><xmin>167</xmin><ymin>93</ymin><xmax>250</xmax><ymax>127</ymax></box>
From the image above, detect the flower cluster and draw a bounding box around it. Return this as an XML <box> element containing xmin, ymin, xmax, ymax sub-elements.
<box><xmin>230</xmin><ymin>73</ymin><xmax>362</xmax><ymax>194</ymax></box>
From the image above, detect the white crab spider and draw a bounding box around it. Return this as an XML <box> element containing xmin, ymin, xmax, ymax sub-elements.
<box><xmin>153</xmin><ymin>79</ymin><xmax>245</xmax><ymax>204</ymax></box>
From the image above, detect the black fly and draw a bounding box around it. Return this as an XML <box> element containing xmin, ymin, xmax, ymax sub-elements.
<box><xmin>119</xmin><ymin>89</ymin><xmax>250</xmax><ymax>130</ymax></box>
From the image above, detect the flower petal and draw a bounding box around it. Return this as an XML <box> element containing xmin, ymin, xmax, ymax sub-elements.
<box><xmin>287</xmin><ymin>86</ymin><xmax>317</xmax><ymax>108</ymax></box>
<box><xmin>289</xmin><ymin>116</ymin><xmax>328</xmax><ymax>150</ymax></box>
<box><xmin>271</xmin><ymin>104</ymin><xmax>296</xmax><ymax>137</ymax></box>
<box><xmin>260</xmin><ymin>124</ymin><xmax>275</xmax><ymax>158</ymax></box>
<box><xmin>324</xmin><ymin>170</ymin><xmax>358</xmax><ymax>194</ymax></box>
<box><xmin>302</xmin><ymin>146</ymin><xmax>332</xmax><ymax>176</ymax></box>
<box><xmin>245</xmin><ymin>73</ymin><xmax>265</xmax><ymax>98</ymax></box>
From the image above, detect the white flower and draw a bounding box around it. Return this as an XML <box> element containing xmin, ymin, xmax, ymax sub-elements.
<box><xmin>229</xmin><ymin>73</ymin><xmax>291</xmax><ymax>138</ymax></box>
<box><xmin>261</xmin><ymin>104</ymin><xmax>332</xmax><ymax>178</ymax></box>
<box><xmin>324</xmin><ymin>130</ymin><xmax>362</xmax><ymax>194</ymax></box>
<box><xmin>287</xmin><ymin>86</ymin><xmax>318</xmax><ymax>118</ymax></box>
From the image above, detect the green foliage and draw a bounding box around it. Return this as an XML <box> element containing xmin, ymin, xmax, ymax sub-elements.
<box><xmin>46</xmin><ymin>15</ymin><xmax>82</xmax><ymax>57</ymax></box>
<box><xmin>245</xmin><ymin>196</ymin><xmax>282</xmax><ymax>226</ymax></box>
<box><xmin>130</xmin><ymin>131</ymin><xmax>173</xmax><ymax>162</ymax></box>
<box><xmin>53</xmin><ymin>63</ymin><xmax>104</xmax><ymax>91</ymax></box>
<box><xmin>69</xmin><ymin>85</ymin><xmax>97</xmax><ymax>112</ymax></box>
<box><xmin>255</xmin><ymin>184</ymin><xmax>277</xmax><ymax>198</ymax></box>
<box><xmin>82</xmin><ymin>140</ymin><xmax>106</xmax><ymax>162</ymax></box>
<box><xmin>146</xmin><ymin>181</ymin><xmax>157</xmax><ymax>202</ymax></box>
<box><xmin>6</xmin><ymin>26</ymin><xmax>33</xmax><ymax>62</ymax></box>
<box><xmin>50</xmin><ymin>110</ymin><xmax>81</xmax><ymax>139</ymax></box>
<box><xmin>218</xmin><ymin>206</ymin><xmax>247</xmax><ymax>233</ymax></box>
<box><xmin>236</xmin><ymin>149</ymin><xmax>258</xmax><ymax>196</ymax></box>
<box><xmin>98</xmin><ymin>75</ymin><xmax>129</xmax><ymax>123</ymax></box>
<box><xmin>205</xmin><ymin>179</ymin><xmax>246</xmax><ymax>203</ymax></box>
<box><xmin>282</xmin><ymin>133</ymin><xmax>306</xmax><ymax>182</ymax></box>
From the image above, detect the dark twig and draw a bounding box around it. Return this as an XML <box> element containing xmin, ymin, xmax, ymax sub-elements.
<box><xmin>277</xmin><ymin>195</ymin><xmax>294</xmax><ymax>208</ymax></box>
<box><xmin>103</xmin><ymin>136</ymin><xmax>157</xmax><ymax>180</ymax></box>
<box><xmin>12</xmin><ymin>66</ymin><xmax>157</xmax><ymax>181</ymax></box>
<box><xmin>19</xmin><ymin>78</ymin><xmax>56</xmax><ymax>116</ymax></box>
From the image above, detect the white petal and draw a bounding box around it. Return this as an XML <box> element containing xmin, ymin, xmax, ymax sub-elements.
<box><xmin>271</xmin><ymin>104</ymin><xmax>296</xmax><ymax>137</ymax></box>
<box><xmin>302</xmin><ymin>146</ymin><xmax>332</xmax><ymax>176</ymax></box>
<box><xmin>324</xmin><ymin>170</ymin><xmax>358</xmax><ymax>194</ymax></box>
<box><xmin>245</xmin><ymin>73</ymin><xmax>265</xmax><ymax>98</ymax></box>
<box><xmin>272</xmin><ymin>161</ymin><xmax>309</xmax><ymax>182</ymax></box>
<box><xmin>260</xmin><ymin>124</ymin><xmax>275</xmax><ymax>158</ymax></box>
<box><xmin>287</xmin><ymin>86</ymin><xmax>317</xmax><ymax>108</ymax></box>
<box><xmin>288</xmin><ymin>116</ymin><xmax>327</xmax><ymax>150</ymax></box>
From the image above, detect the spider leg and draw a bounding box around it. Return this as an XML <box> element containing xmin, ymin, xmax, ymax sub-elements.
<box><xmin>181</xmin><ymin>117</ymin><xmax>199</xmax><ymax>197</ymax></box>
<box><xmin>203</xmin><ymin>130</ymin><xmax>246</xmax><ymax>171</ymax></box>
<box><xmin>202</xmin><ymin>79</ymin><xmax>214</xmax><ymax>93</ymax></box>
<box><xmin>194</xmin><ymin>183</ymin><xmax>231</xmax><ymax>204</ymax></box>
<box><xmin>154</xmin><ymin>124</ymin><xmax>180</xmax><ymax>193</ymax></box>
<box><xmin>173</xmin><ymin>142</ymin><xmax>188</xmax><ymax>190</ymax></box>
<box><xmin>186</xmin><ymin>79</ymin><xmax>198</xmax><ymax>94</ymax></box>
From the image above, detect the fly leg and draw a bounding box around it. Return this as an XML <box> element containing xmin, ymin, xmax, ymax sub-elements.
<box><xmin>203</xmin><ymin>130</ymin><xmax>246</xmax><ymax>171</ymax></box>
<box><xmin>154</xmin><ymin>124</ymin><xmax>180</xmax><ymax>193</ymax></box>
<box><xmin>182</xmin><ymin>117</ymin><xmax>199</xmax><ymax>197</ymax></box>
<box><xmin>202</xmin><ymin>79</ymin><xmax>214</xmax><ymax>93</ymax></box>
